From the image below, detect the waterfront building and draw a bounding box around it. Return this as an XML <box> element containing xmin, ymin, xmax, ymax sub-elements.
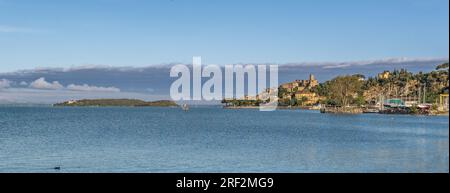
<box><xmin>384</xmin><ymin>98</ymin><xmax>405</xmax><ymax>107</ymax></box>
<box><xmin>280</xmin><ymin>74</ymin><xmax>319</xmax><ymax>92</ymax></box>
<box><xmin>439</xmin><ymin>94</ymin><xmax>449</xmax><ymax>111</ymax></box>
<box><xmin>244</xmin><ymin>95</ymin><xmax>258</xmax><ymax>101</ymax></box>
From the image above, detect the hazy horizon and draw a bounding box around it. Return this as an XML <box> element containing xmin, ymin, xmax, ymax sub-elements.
<box><xmin>1</xmin><ymin>56</ymin><xmax>447</xmax><ymax>104</ymax></box>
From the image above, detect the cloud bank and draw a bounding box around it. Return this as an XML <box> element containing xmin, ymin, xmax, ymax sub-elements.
<box><xmin>0</xmin><ymin>25</ymin><xmax>39</xmax><ymax>33</ymax></box>
<box><xmin>0</xmin><ymin>79</ymin><xmax>12</xmax><ymax>88</ymax></box>
<box><xmin>67</xmin><ymin>84</ymin><xmax>120</xmax><ymax>92</ymax></box>
<box><xmin>0</xmin><ymin>77</ymin><xmax>123</xmax><ymax>104</ymax></box>
<box><xmin>0</xmin><ymin>88</ymin><xmax>166</xmax><ymax>104</ymax></box>
<box><xmin>0</xmin><ymin>57</ymin><xmax>447</xmax><ymax>104</ymax></box>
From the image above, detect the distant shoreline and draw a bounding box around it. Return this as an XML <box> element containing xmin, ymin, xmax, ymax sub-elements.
<box><xmin>53</xmin><ymin>99</ymin><xmax>179</xmax><ymax>107</ymax></box>
<box><xmin>223</xmin><ymin>105</ymin><xmax>320</xmax><ymax>110</ymax></box>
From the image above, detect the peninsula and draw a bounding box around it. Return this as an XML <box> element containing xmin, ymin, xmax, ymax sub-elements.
<box><xmin>222</xmin><ymin>62</ymin><xmax>449</xmax><ymax>115</ymax></box>
<box><xmin>54</xmin><ymin>99</ymin><xmax>178</xmax><ymax>107</ymax></box>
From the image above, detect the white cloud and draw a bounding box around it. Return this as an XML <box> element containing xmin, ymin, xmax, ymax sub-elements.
<box><xmin>0</xmin><ymin>79</ymin><xmax>12</xmax><ymax>88</ymax></box>
<box><xmin>66</xmin><ymin>84</ymin><xmax>120</xmax><ymax>92</ymax></box>
<box><xmin>19</xmin><ymin>81</ymin><xmax>28</xmax><ymax>86</ymax></box>
<box><xmin>322</xmin><ymin>64</ymin><xmax>352</xmax><ymax>69</ymax></box>
<box><xmin>0</xmin><ymin>25</ymin><xmax>38</xmax><ymax>33</ymax></box>
<box><xmin>29</xmin><ymin>77</ymin><xmax>63</xmax><ymax>90</ymax></box>
<box><xmin>0</xmin><ymin>25</ymin><xmax>20</xmax><ymax>32</ymax></box>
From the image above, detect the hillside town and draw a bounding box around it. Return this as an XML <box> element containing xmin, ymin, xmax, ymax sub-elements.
<box><xmin>222</xmin><ymin>63</ymin><xmax>449</xmax><ymax>115</ymax></box>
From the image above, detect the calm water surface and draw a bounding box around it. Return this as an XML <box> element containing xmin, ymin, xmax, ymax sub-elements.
<box><xmin>0</xmin><ymin>106</ymin><xmax>448</xmax><ymax>172</ymax></box>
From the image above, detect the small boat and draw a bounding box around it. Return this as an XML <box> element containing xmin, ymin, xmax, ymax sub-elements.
<box><xmin>418</xmin><ymin>104</ymin><xmax>431</xmax><ymax>109</ymax></box>
<box><xmin>363</xmin><ymin>108</ymin><xmax>379</xmax><ymax>113</ymax></box>
<box><xmin>182</xmin><ymin>104</ymin><xmax>189</xmax><ymax>111</ymax></box>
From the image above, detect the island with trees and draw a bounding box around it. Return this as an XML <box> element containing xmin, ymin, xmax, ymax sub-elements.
<box><xmin>54</xmin><ymin>99</ymin><xmax>179</xmax><ymax>107</ymax></box>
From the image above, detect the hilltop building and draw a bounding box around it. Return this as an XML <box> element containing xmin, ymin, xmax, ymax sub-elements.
<box><xmin>278</xmin><ymin>74</ymin><xmax>321</xmax><ymax>105</ymax></box>
<box><xmin>378</xmin><ymin>71</ymin><xmax>390</xmax><ymax>79</ymax></box>
<box><xmin>280</xmin><ymin>74</ymin><xmax>319</xmax><ymax>92</ymax></box>
<box><xmin>224</xmin><ymin>74</ymin><xmax>321</xmax><ymax>106</ymax></box>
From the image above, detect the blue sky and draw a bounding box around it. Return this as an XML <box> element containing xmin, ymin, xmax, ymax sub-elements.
<box><xmin>0</xmin><ymin>0</ymin><xmax>448</xmax><ymax>72</ymax></box>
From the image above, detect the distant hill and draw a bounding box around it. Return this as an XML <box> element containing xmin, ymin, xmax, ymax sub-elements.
<box><xmin>54</xmin><ymin>99</ymin><xmax>178</xmax><ymax>107</ymax></box>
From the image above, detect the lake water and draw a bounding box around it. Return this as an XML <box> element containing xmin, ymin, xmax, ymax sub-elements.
<box><xmin>0</xmin><ymin>106</ymin><xmax>448</xmax><ymax>172</ymax></box>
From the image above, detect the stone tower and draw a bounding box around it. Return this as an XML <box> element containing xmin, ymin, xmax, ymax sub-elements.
<box><xmin>309</xmin><ymin>74</ymin><xmax>318</xmax><ymax>88</ymax></box>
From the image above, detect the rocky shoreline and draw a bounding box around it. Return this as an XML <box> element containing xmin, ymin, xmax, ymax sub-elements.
<box><xmin>223</xmin><ymin>105</ymin><xmax>450</xmax><ymax>116</ymax></box>
<box><xmin>320</xmin><ymin>107</ymin><xmax>364</xmax><ymax>114</ymax></box>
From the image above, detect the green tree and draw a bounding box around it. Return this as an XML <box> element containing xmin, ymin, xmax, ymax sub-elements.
<box><xmin>290</xmin><ymin>98</ymin><xmax>297</xmax><ymax>106</ymax></box>
<box><xmin>354</xmin><ymin>94</ymin><xmax>366</xmax><ymax>106</ymax></box>
<box><xmin>278</xmin><ymin>87</ymin><xmax>288</xmax><ymax>99</ymax></box>
<box><xmin>299</xmin><ymin>96</ymin><xmax>308</xmax><ymax>106</ymax></box>
<box><xmin>436</xmin><ymin>63</ymin><xmax>449</xmax><ymax>71</ymax></box>
<box><xmin>326</xmin><ymin>75</ymin><xmax>363</xmax><ymax>107</ymax></box>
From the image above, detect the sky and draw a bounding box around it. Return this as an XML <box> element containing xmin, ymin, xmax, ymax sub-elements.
<box><xmin>0</xmin><ymin>0</ymin><xmax>449</xmax><ymax>72</ymax></box>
